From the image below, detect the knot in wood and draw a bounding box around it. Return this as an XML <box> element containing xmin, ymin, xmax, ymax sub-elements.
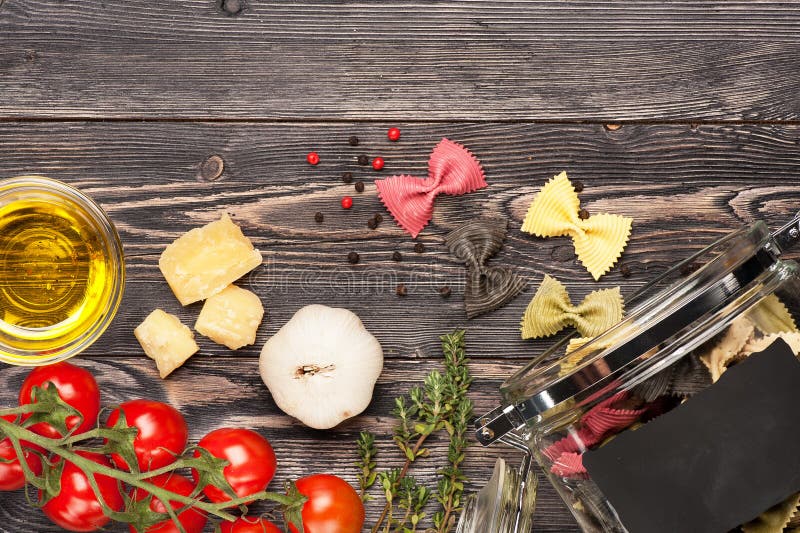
<box><xmin>220</xmin><ymin>0</ymin><xmax>245</xmax><ymax>15</ymax></box>
<box><xmin>199</xmin><ymin>155</ymin><xmax>225</xmax><ymax>181</ymax></box>
<box><xmin>604</xmin><ymin>123</ymin><xmax>622</xmax><ymax>132</ymax></box>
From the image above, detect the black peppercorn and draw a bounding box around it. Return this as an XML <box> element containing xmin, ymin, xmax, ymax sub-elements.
<box><xmin>342</xmin><ymin>172</ymin><xmax>353</xmax><ymax>184</ymax></box>
<box><xmin>414</xmin><ymin>242</ymin><xmax>425</xmax><ymax>254</ymax></box>
<box><xmin>620</xmin><ymin>264</ymin><xmax>631</xmax><ymax>278</ymax></box>
<box><xmin>573</xmin><ymin>180</ymin><xmax>585</xmax><ymax>193</ymax></box>
<box><xmin>347</xmin><ymin>251</ymin><xmax>360</xmax><ymax>264</ymax></box>
<box><xmin>367</xmin><ymin>217</ymin><xmax>378</xmax><ymax>229</ymax></box>
<box><xmin>392</xmin><ymin>251</ymin><xmax>402</xmax><ymax>262</ymax></box>
<box><xmin>396</xmin><ymin>284</ymin><xmax>408</xmax><ymax>297</ymax></box>
<box><xmin>357</xmin><ymin>154</ymin><xmax>369</xmax><ymax>166</ymax></box>
<box><xmin>355</xmin><ymin>181</ymin><xmax>365</xmax><ymax>193</ymax></box>
<box><xmin>314</xmin><ymin>212</ymin><xmax>324</xmax><ymax>223</ymax></box>
<box><xmin>578</xmin><ymin>208</ymin><xmax>590</xmax><ymax>220</ymax></box>
<box><xmin>374</xmin><ymin>213</ymin><xmax>383</xmax><ymax>223</ymax></box>
<box><xmin>439</xmin><ymin>286</ymin><xmax>452</xmax><ymax>298</ymax></box>
<box><xmin>348</xmin><ymin>135</ymin><xmax>359</xmax><ymax>146</ymax></box>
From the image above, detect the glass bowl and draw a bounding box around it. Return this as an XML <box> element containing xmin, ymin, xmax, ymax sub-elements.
<box><xmin>0</xmin><ymin>176</ymin><xmax>124</xmax><ymax>366</ymax></box>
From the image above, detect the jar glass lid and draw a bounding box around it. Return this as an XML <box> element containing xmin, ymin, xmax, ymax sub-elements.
<box><xmin>477</xmin><ymin>214</ymin><xmax>800</xmax><ymax>446</ymax></box>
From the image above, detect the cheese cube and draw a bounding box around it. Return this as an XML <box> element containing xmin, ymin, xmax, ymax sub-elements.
<box><xmin>159</xmin><ymin>214</ymin><xmax>263</xmax><ymax>305</ymax></box>
<box><xmin>135</xmin><ymin>309</ymin><xmax>199</xmax><ymax>378</ymax></box>
<box><xmin>195</xmin><ymin>285</ymin><xmax>264</xmax><ymax>350</ymax></box>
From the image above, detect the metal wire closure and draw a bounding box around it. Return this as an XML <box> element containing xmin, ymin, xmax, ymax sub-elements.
<box><xmin>498</xmin><ymin>433</ymin><xmax>534</xmax><ymax>533</ymax></box>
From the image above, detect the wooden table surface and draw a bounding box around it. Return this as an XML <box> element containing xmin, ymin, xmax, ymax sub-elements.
<box><xmin>2</xmin><ymin>2</ymin><xmax>800</xmax><ymax>532</ymax></box>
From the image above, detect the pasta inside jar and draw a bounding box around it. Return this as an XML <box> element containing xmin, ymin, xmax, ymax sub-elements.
<box><xmin>467</xmin><ymin>218</ymin><xmax>800</xmax><ymax>533</ymax></box>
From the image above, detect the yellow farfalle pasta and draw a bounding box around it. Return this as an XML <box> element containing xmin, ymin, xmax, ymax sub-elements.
<box><xmin>698</xmin><ymin>314</ymin><xmax>754</xmax><ymax>382</ymax></box>
<box><xmin>742</xmin><ymin>492</ymin><xmax>800</xmax><ymax>533</ymax></box>
<box><xmin>746</xmin><ymin>294</ymin><xmax>798</xmax><ymax>335</ymax></box>
<box><xmin>740</xmin><ymin>331</ymin><xmax>800</xmax><ymax>361</ymax></box>
<box><xmin>521</xmin><ymin>172</ymin><xmax>632</xmax><ymax>280</ymax></box>
<box><xmin>521</xmin><ymin>275</ymin><xmax>624</xmax><ymax>339</ymax></box>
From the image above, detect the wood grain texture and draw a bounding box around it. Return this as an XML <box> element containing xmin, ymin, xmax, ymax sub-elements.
<box><xmin>0</xmin><ymin>357</ymin><xmax>577</xmax><ymax>532</ymax></box>
<box><xmin>2</xmin><ymin>1</ymin><xmax>800</xmax><ymax>120</ymax></box>
<box><xmin>1</xmin><ymin>122</ymin><xmax>800</xmax><ymax>364</ymax></box>
<box><xmin>0</xmin><ymin>121</ymin><xmax>799</xmax><ymax>532</ymax></box>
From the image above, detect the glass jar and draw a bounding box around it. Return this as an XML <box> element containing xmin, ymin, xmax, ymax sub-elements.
<box><xmin>0</xmin><ymin>176</ymin><xmax>125</xmax><ymax>365</ymax></box>
<box><xmin>458</xmin><ymin>440</ymin><xmax>537</xmax><ymax>533</ymax></box>
<box><xmin>460</xmin><ymin>214</ymin><xmax>800</xmax><ymax>532</ymax></box>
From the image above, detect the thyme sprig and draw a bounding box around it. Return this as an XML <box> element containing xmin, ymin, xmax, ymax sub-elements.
<box><xmin>367</xmin><ymin>330</ymin><xmax>473</xmax><ymax>533</ymax></box>
<box><xmin>433</xmin><ymin>330</ymin><xmax>474</xmax><ymax>532</ymax></box>
<box><xmin>356</xmin><ymin>430</ymin><xmax>378</xmax><ymax>501</ymax></box>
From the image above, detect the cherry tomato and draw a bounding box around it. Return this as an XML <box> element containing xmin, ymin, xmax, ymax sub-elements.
<box><xmin>41</xmin><ymin>450</ymin><xmax>124</xmax><ymax>532</ymax></box>
<box><xmin>18</xmin><ymin>362</ymin><xmax>101</xmax><ymax>439</ymax></box>
<box><xmin>220</xmin><ymin>516</ymin><xmax>282</xmax><ymax>533</ymax></box>
<box><xmin>0</xmin><ymin>431</ymin><xmax>43</xmax><ymax>491</ymax></box>
<box><xmin>288</xmin><ymin>474</ymin><xmax>364</xmax><ymax>533</ymax></box>
<box><xmin>105</xmin><ymin>399</ymin><xmax>188</xmax><ymax>472</ymax></box>
<box><xmin>191</xmin><ymin>428</ymin><xmax>276</xmax><ymax>504</ymax></box>
<box><xmin>128</xmin><ymin>473</ymin><xmax>207</xmax><ymax>533</ymax></box>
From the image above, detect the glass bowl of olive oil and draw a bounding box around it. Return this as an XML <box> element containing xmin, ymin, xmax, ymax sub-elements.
<box><xmin>0</xmin><ymin>176</ymin><xmax>125</xmax><ymax>366</ymax></box>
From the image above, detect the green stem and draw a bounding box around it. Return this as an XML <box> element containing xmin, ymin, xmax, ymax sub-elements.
<box><xmin>394</xmin><ymin>505</ymin><xmax>413</xmax><ymax>533</ymax></box>
<box><xmin>0</xmin><ymin>404</ymin><xmax>50</xmax><ymax>417</ymax></box>
<box><xmin>61</xmin><ymin>427</ymin><xmax>124</xmax><ymax>446</ymax></box>
<box><xmin>372</xmin><ymin>431</ymin><xmax>433</xmax><ymax>533</ymax></box>
<box><xmin>0</xmin><ymin>417</ymin><xmax>298</xmax><ymax>523</ymax></box>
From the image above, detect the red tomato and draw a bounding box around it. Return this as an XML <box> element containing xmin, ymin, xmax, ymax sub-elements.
<box><xmin>105</xmin><ymin>399</ymin><xmax>188</xmax><ymax>472</ymax></box>
<box><xmin>128</xmin><ymin>473</ymin><xmax>207</xmax><ymax>533</ymax></box>
<box><xmin>220</xmin><ymin>516</ymin><xmax>282</xmax><ymax>533</ymax></box>
<box><xmin>191</xmin><ymin>428</ymin><xmax>276</xmax><ymax>504</ymax></box>
<box><xmin>41</xmin><ymin>450</ymin><xmax>124</xmax><ymax>532</ymax></box>
<box><xmin>289</xmin><ymin>474</ymin><xmax>365</xmax><ymax>533</ymax></box>
<box><xmin>288</xmin><ymin>474</ymin><xmax>364</xmax><ymax>533</ymax></box>
<box><xmin>0</xmin><ymin>434</ymin><xmax>43</xmax><ymax>491</ymax></box>
<box><xmin>18</xmin><ymin>362</ymin><xmax>101</xmax><ymax>439</ymax></box>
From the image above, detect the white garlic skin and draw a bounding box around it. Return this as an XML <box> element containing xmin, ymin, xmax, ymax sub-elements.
<box><xmin>259</xmin><ymin>304</ymin><xmax>384</xmax><ymax>430</ymax></box>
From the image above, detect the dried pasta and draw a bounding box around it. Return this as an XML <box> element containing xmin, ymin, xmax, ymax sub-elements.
<box><xmin>521</xmin><ymin>274</ymin><xmax>624</xmax><ymax>339</ymax></box>
<box><xmin>742</xmin><ymin>492</ymin><xmax>800</xmax><ymax>533</ymax></box>
<box><xmin>375</xmin><ymin>138</ymin><xmax>487</xmax><ymax>238</ymax></box>
<box><xmin>444</xmin><ymin>217</ymin><xmax>528</xmax><ymax>318</ymax></box>
<box><xmin>521</xmin><ymin>172</ymin><xmax>632</xmax><ymax>280</ymax></box>
<box><xmin>746</xmin><ymin>294</ymin><xmax>799</xmax><ymax>335</ymax></box>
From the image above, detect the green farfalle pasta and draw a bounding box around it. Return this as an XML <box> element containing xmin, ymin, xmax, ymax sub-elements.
<box><xmin>521</xmin><ymin>274</ymin><xmax>624</xmax><ymax>339</ymax></box>
<box><xmin>746</xmin><ymin>294</ymin><xmax>799</xmax><ymax>335</ymax></box>
<box><xmin>742</xmin><ymin>492</ymin><xmax>800</xmax><ymax>533</ymax></box>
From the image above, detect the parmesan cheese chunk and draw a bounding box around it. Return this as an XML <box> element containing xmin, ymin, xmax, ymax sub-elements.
<box><xmin>135</xmin><ymin>309</ymin><xmax>199</xmax><ymax>379</ymax></box>
<box><xmin>159</xmin><ymin>214</ymin><xmax>263</xmax><ymax>305</ymax></box>
<box><xmin>195</xmin><ymin>285</ymin><xmax>264</xmax><ymax>350</ymax></box>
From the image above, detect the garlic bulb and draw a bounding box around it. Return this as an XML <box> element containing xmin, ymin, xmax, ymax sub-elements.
<box><xmin>259</xmin><ymin>304</ymin><xmax>384</xmax><ymax>430</ymax></box>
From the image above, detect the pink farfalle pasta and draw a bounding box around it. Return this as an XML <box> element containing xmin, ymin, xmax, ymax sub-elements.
<box><xmin>543</xmin><ymin>392</ymin><xmax>647</xmax><ymax>478</ymax></box>
<box><xmin>551</xmin><ymin>452</ymin><xmax>588</xmax><ymax>478</ymax></box>
<box><xmin>375</xmin><ymin>138</ymin><xmax>487</xmax><ymax>238</ymax></box>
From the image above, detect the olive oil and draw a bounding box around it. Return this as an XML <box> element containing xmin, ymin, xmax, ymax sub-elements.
<box><xmin>0</xmin><ymin>178</ymin><xmax>124</xmax><ymax>364</ymax></box>
<box><xmin>0</xmin><ymin>199</ymin><xmax>111</xmax><ymax>352</ymax></box>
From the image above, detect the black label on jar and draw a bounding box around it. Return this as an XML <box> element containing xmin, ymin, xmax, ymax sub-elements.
<box><xmin>583</xmin><ymin>338</ymin><xmax>800</xmax><ymax>533</ymax></box>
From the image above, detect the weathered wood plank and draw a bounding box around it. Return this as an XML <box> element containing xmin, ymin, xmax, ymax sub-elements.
<box><xmin>1</xmin><ymin>121</ymin><xmax>799</xmax><ymax>362</ymax></box>
<box><xmin>2</xmin><ymin>1</ymin><xmax>800</xmax><ymax>120</ymax></box>
<box><xmin>0</xmin><ymin>357</ymin><xmax>579</xmax><ymax>532</ymax></box>
<box><xmin>0</xmin><ymin>121</ymin><xmax>799</xmax><ymax>532</ymax></box>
